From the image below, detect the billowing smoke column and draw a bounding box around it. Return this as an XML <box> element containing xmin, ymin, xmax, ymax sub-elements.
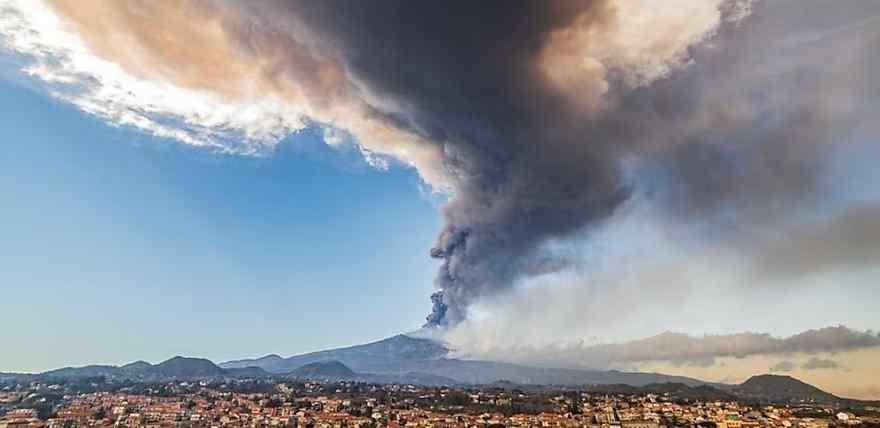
<box><xmin>424</xmin><ymin>291</ymin><xmax>449</xmax><ymax>328</ymax></box>
<box><xmin>8</xmin><ymin>0</ymin><xmax>879</xmax><ymax>328</ymax></box>
<box><xmin>244</xmin><ymin>0</ymin><xmax>640</xmax><ymax>327</ymax></box>
<box><xmin>280</xmin><ymin>0</ymin><xmax>749</xmax><ymax>328</ymax></box>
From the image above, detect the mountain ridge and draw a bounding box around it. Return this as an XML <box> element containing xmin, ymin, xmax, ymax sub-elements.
<box><xmin>21</xmin><ymin>356</ymin><xmax>266</xmax><ymax>381</ymax></box>
<box><xmin>5</xmin><ymin>334</ymin><xmax>871</xmax><ymax>405</ymax></box>
<box><xmin>219</xmin><ymin>334</ymin><xmax>711</xmax><ymax>387</ymax></box>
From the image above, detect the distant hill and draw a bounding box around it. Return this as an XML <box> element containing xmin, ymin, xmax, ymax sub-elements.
<box><xmin>0</xmin><ymin>372</ymin><xmax>34</xmax><ymax>382</ymax></box>
<box><xmin>152</xmin><ymin>357</ymin><xmax>225</xmax><ymax>378</ymax></box>
<box><xmin>288</xmin><ymin>360</ymin><xmax>355</xmax><ymax>380</ymax></box>
<box><xmin>221</xmin><ymin>354</ymin><xmax>284</xmax><ymax>370</ymax></box>
<box><xmin>583</xmin><ymin>382</ymin><xmax>737</xmax><ymax>401</ymax></box>
<box><xmin>360</xmin><ymin>371</ymin><xmax>459</xmax><ymax>386</ymax></box>
<box><xmin>725</xmin><ymin>374</ymin><xmax>842</xmax><ymax>404</ymax></box>
<box><xmin>24</xmin><ymin>357</ymin><xmax>248</xmax><ymax>381</ymax></box>
<box><xmin>42</xmin><ymin>365</ymin><xmax>118</xmax><ymax>379</ymax></box>
<box><xmin>283</xmin><ymin>360</ymin><xmax>458</xmax><ymax>386</ymax></box>
<box><xmin>482</xmin><ymin>377</ymin><xmax>856</xmax><ymax>405</ymax></box>
<box><xmin>488</xmin><ymin>380</ymin><xmax>738</xmax><ymax>400</ymax></box>
<box><xmin>120</xmin><ymin>360</ymin><xmax>153</xmax><ymax>372</ymax></box>
<box><xmin>223</xmin><ymin>366</ymin><xmax>271</xmax><ymax>378</ymax></box>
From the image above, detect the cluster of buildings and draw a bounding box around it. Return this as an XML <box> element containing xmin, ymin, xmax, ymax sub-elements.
<box><xmin>0</xmin><ymin>381</ymin><xmax>874</xmax><ymax>428</ymax></box>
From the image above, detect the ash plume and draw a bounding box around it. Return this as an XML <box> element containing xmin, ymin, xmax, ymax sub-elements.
<box><xmin>3</xmin><ymin>0</ymin><xmax>879</xmax><ymax>328</ymax></box>
<box><xmin>274</xmin><ymin>1</ymin><xmax>640</xmax><ymax>326</ymax></box>
<box><xmin>281</xmin><ymin>0</ymin><xmax>880</xmax><ymax>327</ymax></box>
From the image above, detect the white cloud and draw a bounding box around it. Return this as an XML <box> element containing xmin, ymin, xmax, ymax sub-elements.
<box><xmin>0</xmin><ymin>0</ymin><xmax>309</xmax><ymax>154</ymax></box>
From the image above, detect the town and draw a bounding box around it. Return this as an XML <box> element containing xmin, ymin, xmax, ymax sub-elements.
<box><xmin>2</xmin><ymin>378</ymin><xmax>878</xmax><ymax>428</ymax></box>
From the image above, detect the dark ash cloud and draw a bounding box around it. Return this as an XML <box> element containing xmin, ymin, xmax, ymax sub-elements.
<box><xmin>285</xmin><ymin>0</ymin><xmax>880</xmax><ymax>326</ymax></box>
<box><xmin>281</xmin><ymin>0</ymin><xmax>880</xmax><ymax>326</ymax></box>
<box><xmin>746</xmin><ymin>204</ymin><xmax>880</xmax><ymax>281</ymax></box>
<box><xmin>286</xmin><ymin>1</ymin><xmax>632</xmax><ymax>326</ymax></box>
<box><xmin>190</xmin><ymin>0</ymin><xmax>640</xmax><ymax>326</ymax></box>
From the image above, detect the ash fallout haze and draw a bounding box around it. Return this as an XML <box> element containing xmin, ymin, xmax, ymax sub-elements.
<box><xmin>1</xmin><ymin>0</ymin><xmax>879</xmax><ymax>401</ymax></box>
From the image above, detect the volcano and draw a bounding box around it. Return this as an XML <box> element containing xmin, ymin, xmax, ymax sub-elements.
<box><xmin>220</xmin><ymin>333</ymin><xmax>707</xmax><ymax>387</ymax></box>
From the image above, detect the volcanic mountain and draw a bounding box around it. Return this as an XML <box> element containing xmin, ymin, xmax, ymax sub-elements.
<box><xmin>219</xmin><ymin>334</ymin><xmax>708</xmax><ymax>386</ymax></box>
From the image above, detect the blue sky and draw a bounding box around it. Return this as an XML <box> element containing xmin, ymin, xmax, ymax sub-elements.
<box><xmin>0</xmin><ymin>79</ymin><xmax>441</xmax><ymax>371</ymax></box>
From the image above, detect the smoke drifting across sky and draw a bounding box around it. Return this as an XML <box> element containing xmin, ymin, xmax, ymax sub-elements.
<box><xmin>448</xmin><ymin>325</ymin><xmax>880</xmax><ymax>369</ymax></box>
<box><xmin>1</xmin><ymin>0</ymin><xmax>878</xmax><ymax>338</ymax></box>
